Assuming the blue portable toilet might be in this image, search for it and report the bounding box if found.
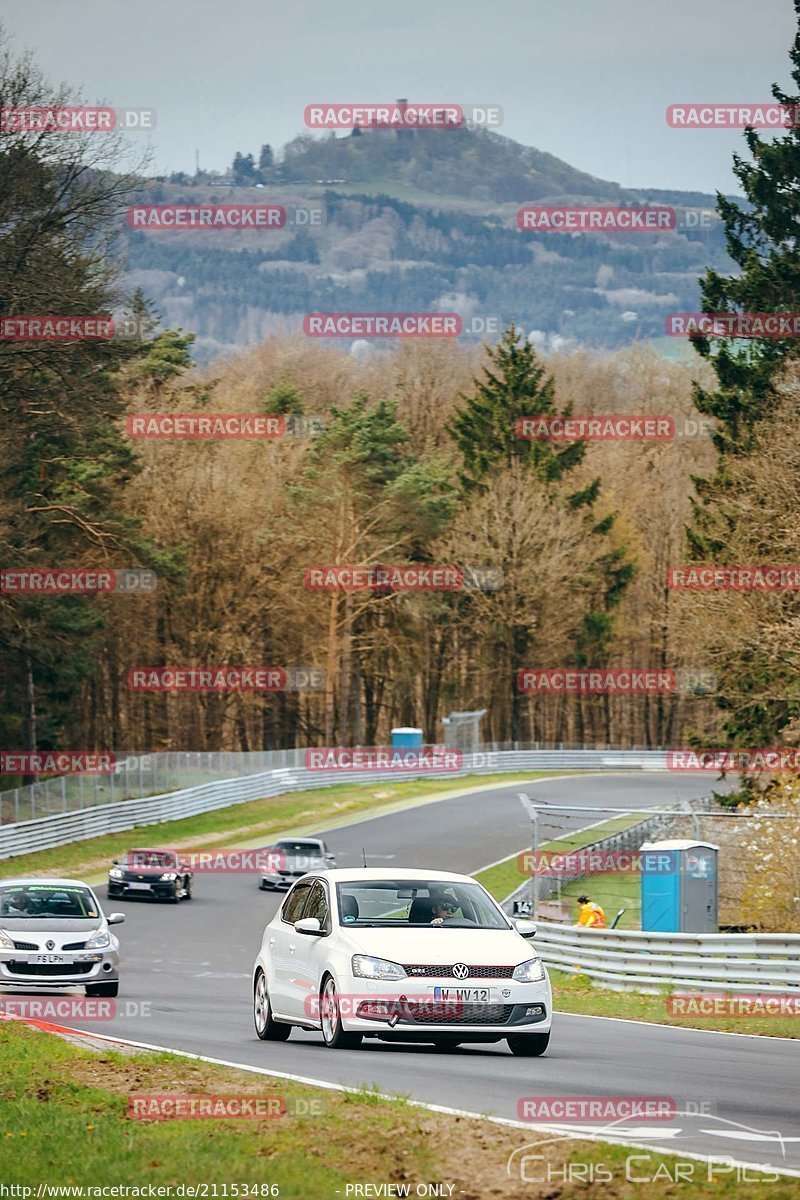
[639,839,719,933]
[391,727,423,749]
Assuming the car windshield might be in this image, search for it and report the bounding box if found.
[122,851,176,868]
[0,883,98,919]
[335,880,509,929]
[276,841,323,856]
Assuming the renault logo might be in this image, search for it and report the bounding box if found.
[452,962,469,980]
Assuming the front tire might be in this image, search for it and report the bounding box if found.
[86,981,119,998]
[507,1031,550,1057]
[320,976,362,1049]
[182,876,193,900]
[254,970,291,1041]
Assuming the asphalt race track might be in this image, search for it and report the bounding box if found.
[12,773,800,1176]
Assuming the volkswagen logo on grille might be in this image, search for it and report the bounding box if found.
[452,962,469,980]
[46,940,55,950]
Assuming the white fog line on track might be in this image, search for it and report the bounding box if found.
[553,1009,800,1043]
[22,1021,800,1179]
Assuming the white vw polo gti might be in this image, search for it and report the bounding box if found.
[251,868,552,1055]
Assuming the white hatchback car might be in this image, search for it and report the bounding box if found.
[0,877,124,996]
[251,868,552,1055]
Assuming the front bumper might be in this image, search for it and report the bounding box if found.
[260,874,304,891]
[108,877,177,899]
[337,978,552,1036]
[0,948,119,988]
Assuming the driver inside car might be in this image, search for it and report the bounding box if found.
[430,888,460,925]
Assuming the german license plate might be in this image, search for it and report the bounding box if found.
[129,882,151,890]
[431,986,495,1003]
[32,954,65,964]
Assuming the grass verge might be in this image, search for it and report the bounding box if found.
[0,1022,790,1198]
[0,772,567,883]
[549,968,800,1039]
[474,812,647,910]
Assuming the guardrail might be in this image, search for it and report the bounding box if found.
[531,923,800,993]
[0,746,671,826]
[0,749,673,860]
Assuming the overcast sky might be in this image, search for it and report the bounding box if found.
[3,0,797,194]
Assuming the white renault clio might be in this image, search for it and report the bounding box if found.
[252,868,552,1055]
[0,878,123,996]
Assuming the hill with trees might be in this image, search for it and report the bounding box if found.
[129,125,735,363]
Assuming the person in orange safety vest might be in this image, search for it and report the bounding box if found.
[575,894,606,928]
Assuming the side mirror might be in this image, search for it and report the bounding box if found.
[294,917,324,936]
[514,919,537,938]
[107,913,126,925]
[111,859,118,865]
[325,854,336,863]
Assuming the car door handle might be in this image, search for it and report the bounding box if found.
[289,943,296,954]
[268,937,276,948]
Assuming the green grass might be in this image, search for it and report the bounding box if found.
[0,1022,790,1197]
[559,873,642,929]
[550,968,800,1039]
[0,771,568,882]
[474,812,648,908]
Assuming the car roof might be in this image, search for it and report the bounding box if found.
[0,877,96,888]
[309,867,476,883]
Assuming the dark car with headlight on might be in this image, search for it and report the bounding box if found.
[108,848,193,902]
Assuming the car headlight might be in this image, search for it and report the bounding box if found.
[0,928,14,949]
[160,873,177,881]
[512,957,546,983]
[86,928,111,950]
[352,954,407,981]
[109,868,123,879]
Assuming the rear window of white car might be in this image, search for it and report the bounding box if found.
[335,880,509,929]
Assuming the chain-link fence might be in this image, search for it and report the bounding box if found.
[0,742,676,826]
[0,750,308,825]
